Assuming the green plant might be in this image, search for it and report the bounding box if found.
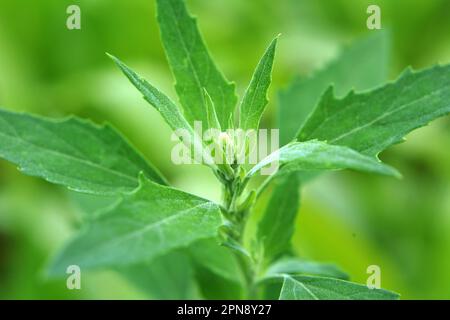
[0,0,449,299]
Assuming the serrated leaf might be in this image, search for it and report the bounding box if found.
[298,64,450,156]
[247,140,400,178]
[278,275,399,300]
[266,258,348,280]
[108,54,216,168]
[0,108,166,195]
[156,0,237,129]
[48,175,222,275]
[256,174,300,265]
[279,31,390,145]
[239,37,278,130]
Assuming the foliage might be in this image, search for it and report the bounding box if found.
[0,0,449,299]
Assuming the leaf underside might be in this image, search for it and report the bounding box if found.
[248,140,400,178]
[266,258,349,280]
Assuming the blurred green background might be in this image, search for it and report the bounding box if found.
[0,0,449,299]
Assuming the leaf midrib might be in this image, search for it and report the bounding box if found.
[166,1,206,117]
[87,201,217,258]
[280,275,319,300]
[329,87,448,144]
[241,53,272,129]
[0,130,138,184]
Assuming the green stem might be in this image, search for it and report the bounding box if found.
[234,251,253,298]
[220,174,257,299]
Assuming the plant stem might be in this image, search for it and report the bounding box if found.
[230,238,256,299]
[220,174,257,299]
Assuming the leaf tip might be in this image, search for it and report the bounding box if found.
[391,168,403,180]
[105,52,118,62]
[271,35,280,48]
[323,85,336,99]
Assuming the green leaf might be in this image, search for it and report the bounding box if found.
[278,275,399,300]
[193,264,243,299]
[189,239,244,299]
[256,174,300,265]
[203,89,221,131]
[117,251,200,300]
[190,242,244,299]
[48,175,223,274]
[188,238,243,283]
[239,37,278,130]
[68,191,200,299]
[67,191,116,221]
[156,0,237,129]
[266,258,348,280]
[247,140,401,178]
[279,31,390,145]
[0,108,166,195]
[108,54,192,134]
[298,64,450,156]
[68,193,232,298]
[108,54,216,168]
